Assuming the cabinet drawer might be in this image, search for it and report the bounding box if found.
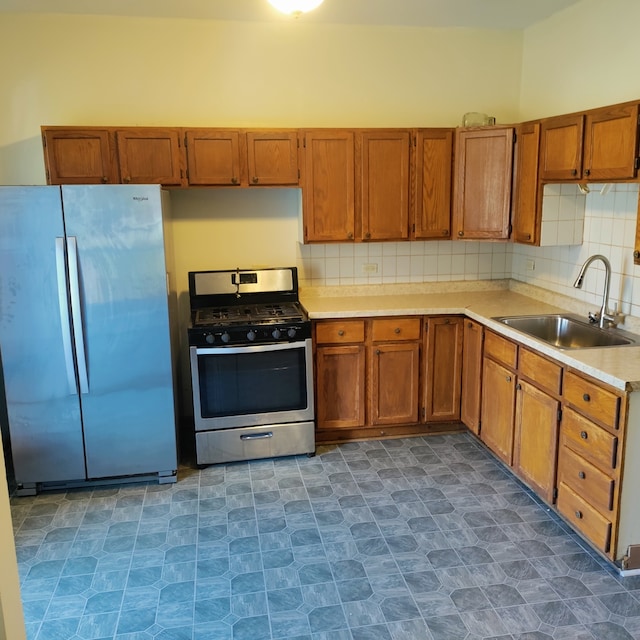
[315,320,365,344]
[564,371,621,430]
[518,348,562,396]
[562,407,618,471]
[484,331,517,369]
[371,318,421,342]
[558,445,615,513]
[557,482,612,553]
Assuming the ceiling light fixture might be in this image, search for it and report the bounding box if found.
[268,0,325,17]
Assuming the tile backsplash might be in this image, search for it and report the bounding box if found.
[298,183,640,320]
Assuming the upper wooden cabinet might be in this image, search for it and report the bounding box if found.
[116,128,184,186]
[357,130,411,241]
[245,130,299,186]
[301,129,355,242]
[41,127,118,184]
[412,129,454,240]
[452,126,515,240]
[184,129,242,186]
[512,122,541,245]
[539,103,639,182]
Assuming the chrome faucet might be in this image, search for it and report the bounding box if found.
[573,254,616,328]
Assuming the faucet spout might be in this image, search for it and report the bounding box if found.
[573,254,613,328]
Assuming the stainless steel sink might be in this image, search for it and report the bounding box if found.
[493,314,635,349]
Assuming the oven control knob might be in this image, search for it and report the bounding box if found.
[205,333,215,344]
[247,330,256,341]
[272,328,282,339]
[221,332,231,344]
[287,327,297,339]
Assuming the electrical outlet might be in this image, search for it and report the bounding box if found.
[362,263,378,274]
[525,259,535,271]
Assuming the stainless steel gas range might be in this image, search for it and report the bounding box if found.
[187,267,315,465]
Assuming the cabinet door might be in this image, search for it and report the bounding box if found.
[583,104,639,180]
[513,379,560,503]
[512,122,541,245]
[461,319,484,434]
[539,114,584,180]
[424,317,463,422]
[370,342,420,426]
[453,127,514,240]
[316,345,366,429]
[413,129,453,240]
[302,130,355,242]
[42,127,117,184]
[246,130,299,186]
[358,130,411,241]
[116,128,184,186]
[480,356,516,465]
[185,129,243,186]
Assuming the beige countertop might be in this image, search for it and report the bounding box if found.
[300,282,640,392]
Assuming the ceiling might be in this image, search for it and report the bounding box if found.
[0,0,582,30]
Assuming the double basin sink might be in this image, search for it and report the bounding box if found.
[493,313,636,350]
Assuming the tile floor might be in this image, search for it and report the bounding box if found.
[9,432,640,640]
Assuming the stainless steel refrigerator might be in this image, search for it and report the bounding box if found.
[0,185,178,495]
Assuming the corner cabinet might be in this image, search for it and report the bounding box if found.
[452,126,515,240]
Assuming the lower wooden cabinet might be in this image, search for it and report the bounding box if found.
[460,319,483,433]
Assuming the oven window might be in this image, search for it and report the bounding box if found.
[197,346,308,418]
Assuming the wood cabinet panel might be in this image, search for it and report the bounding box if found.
[370,318,421,342]
[480,356,516,465]
[518,347,562,396]
[116,128,184,185]
[302,130,355,242]
[413,129,453,239]
[539,114,584,181]
[246,130,299,186]
[42,127,117,184]
[583,104,639,180]
[185,129,242,186]
[315,320,365,345]
[483,331,518,369]
[563,371,620,430]
[561,407,618,471]
[424,317,463,422]
[453,127,514,240]
[369,342,420,426]
[461,319,483,434]
[557,482,612,553]
[512,122,541,245]
[558,445,615,513]
[513,379,559,502]
[358,130,411,241]
[316,345,366,429]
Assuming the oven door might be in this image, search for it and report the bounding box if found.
[190,338,314,431]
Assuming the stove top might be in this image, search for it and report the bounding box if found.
[193,302,306,328]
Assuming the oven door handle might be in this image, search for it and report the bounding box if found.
[194,340,308,356]
[240,432,273,441]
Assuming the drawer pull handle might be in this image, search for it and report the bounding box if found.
[580,431,588,440]
[575,510,583,519]
[338,330,345,336]
[240,431,273,441]
[394,328,401,334]
[578,471,586,479]
[583,393,591,402]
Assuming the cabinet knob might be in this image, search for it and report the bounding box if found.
[394,328,401,334]
[578,471,586,479]
[467,322,473,328]
[585,169,591,176]
[580,430,588,440]
[458,231,464,237]
[252,176,259,184]
[338,330,345,337]
[365,232,371,239]
[376,349,381,355]
[583,393,591,402]
[516,383,522,390]
[634,250,640,260]
[505,375,512,383]
[444,319,450,324]
[571,169,578,176]
[347,232,354,240]
[575,510,583,519]
[101,176,108,183]
[441,229,449,236]
[123,176,131,184]
[231,177,239,185]
[526,233,531,240]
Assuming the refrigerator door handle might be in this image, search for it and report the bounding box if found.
[67,236,89,394]
[55,237,78,395]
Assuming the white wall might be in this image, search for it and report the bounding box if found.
[520,0,640,119]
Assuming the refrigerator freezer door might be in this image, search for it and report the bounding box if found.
[61,185,177,478]
[0,186,86,484]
